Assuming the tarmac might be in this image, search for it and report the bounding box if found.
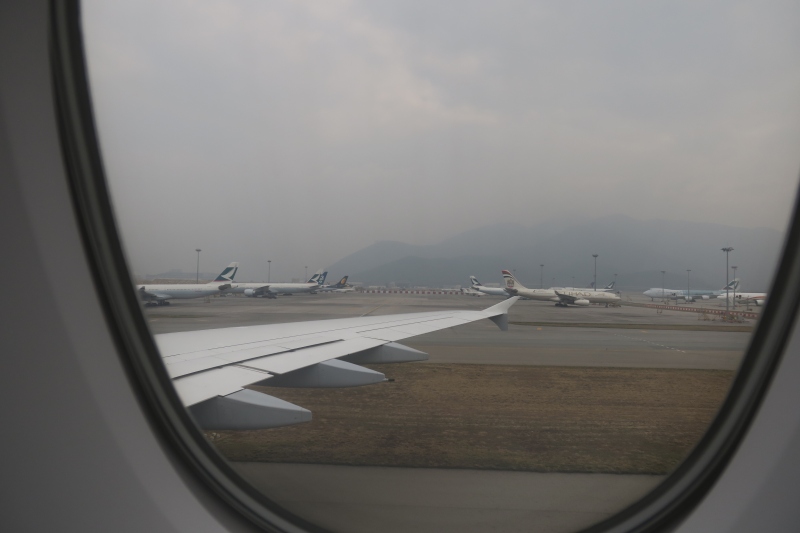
[235,463,664,533]
[146,292,752,371]
[145,291,755,533]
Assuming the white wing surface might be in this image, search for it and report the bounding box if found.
[157,297,519,430]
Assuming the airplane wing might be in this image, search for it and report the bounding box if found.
[554,290,578,304]
[242,284,271,295]
[139,287,170,301]
[157,297,519,430]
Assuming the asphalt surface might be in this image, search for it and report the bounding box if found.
[146,292,752,370]
[144,292,752,533]
[235,463,664,533]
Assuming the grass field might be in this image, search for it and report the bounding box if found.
[208,364,733,475]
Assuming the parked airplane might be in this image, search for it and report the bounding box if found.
[137,262,238,306]
[503,270,621,307]
[554,280,616,292]
[643,280,739,301]
[228,268,325,298]
[461,287,486,297]
[163,297,520,429]
[318,275,354,292]
[469,275,510,297]
[718,291,768,307]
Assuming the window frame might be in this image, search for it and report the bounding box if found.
[49,1,800,531]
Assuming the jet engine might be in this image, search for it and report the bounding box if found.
[243,289,258,297]
[574,299,590,306]
[700,295,710,300]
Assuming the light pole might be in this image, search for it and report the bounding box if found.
[305,265,308,281]
[540,264,544,289]
[731,266,737,307]
[267,260,271,283]
[614,273,617,288]
[592,254,598,291]
[722,247,734,312]
[687,269,691,303]
[661,270,666,301]
[195,249,201,283]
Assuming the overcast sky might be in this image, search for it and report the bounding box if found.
[82,0,800,281]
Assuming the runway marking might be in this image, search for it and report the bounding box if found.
[613,333,687,353]
[360,305,384,317]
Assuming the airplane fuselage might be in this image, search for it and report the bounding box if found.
[718,292,768,306]
[505,286,560,302]
[229,282,319,297]
[554,289,622,305]
[643,288,720,300]
[137,283,228,303]
[472,285,508,297]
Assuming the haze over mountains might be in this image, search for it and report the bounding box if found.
[329,215,784,292]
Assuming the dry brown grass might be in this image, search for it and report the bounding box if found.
[208,364,732,475]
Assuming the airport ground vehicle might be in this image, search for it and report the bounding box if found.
[2,2,800,531]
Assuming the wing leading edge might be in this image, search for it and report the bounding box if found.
[158,297,519,430]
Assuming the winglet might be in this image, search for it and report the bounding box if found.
[483,296,520,331]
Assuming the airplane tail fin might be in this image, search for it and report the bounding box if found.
[501,270,528,290]
[336,276,349,288]
[470,276,481,287]
[723,278,740,291]
[317,271,328,286]
[213,262,239,282]
[307,269,323,284]
[604,281,615,290]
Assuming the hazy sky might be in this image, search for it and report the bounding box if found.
[82,0,800,281]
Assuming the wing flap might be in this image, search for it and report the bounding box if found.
[240,337,386,374]
[173,365,273,406]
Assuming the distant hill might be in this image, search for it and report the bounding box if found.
[328,215,784,292]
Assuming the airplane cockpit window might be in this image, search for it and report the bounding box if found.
[76,1,800,531]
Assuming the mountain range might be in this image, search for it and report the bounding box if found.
[328,215,784,292]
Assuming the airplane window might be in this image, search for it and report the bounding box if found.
[77,1,800,531]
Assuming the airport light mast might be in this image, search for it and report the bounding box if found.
[661,270,666,301]
[195,248,201,283]
[267,260,271,283]
[687,269,691,303]
[305,265,308,281]
[540,264,544,289]
[592,254,598,291]
[731,265,737,307]
[722,247,734,312]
